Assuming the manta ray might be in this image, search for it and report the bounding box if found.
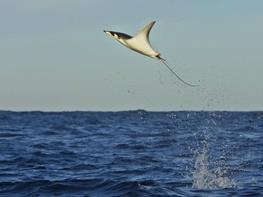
[104,21,198,87]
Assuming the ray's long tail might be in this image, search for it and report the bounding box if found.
[158,57,198,87]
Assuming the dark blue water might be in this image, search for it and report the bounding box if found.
[0,111,262,196]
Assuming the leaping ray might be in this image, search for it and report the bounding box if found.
[104,21,198,87]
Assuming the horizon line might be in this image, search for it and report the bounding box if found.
[0,109,263,113]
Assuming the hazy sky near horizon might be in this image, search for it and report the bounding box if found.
[0,0,262,111]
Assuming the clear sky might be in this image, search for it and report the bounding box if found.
[0,0,262,111]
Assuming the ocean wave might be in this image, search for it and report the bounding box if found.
[0,111,262,196]
[0,179,160,196]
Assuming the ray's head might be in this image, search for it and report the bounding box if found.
[104,30,118,39]
[104,30,132,45]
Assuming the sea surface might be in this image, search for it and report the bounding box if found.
[0,111,262,196]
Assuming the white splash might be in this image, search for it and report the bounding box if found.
[192,140,236,190]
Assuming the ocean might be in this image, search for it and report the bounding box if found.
[0,110,262,196]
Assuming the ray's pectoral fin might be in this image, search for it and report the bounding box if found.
[125,21,160,58]
[135,21,156,41]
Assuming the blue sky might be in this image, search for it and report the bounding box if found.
[0,0,262,111]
